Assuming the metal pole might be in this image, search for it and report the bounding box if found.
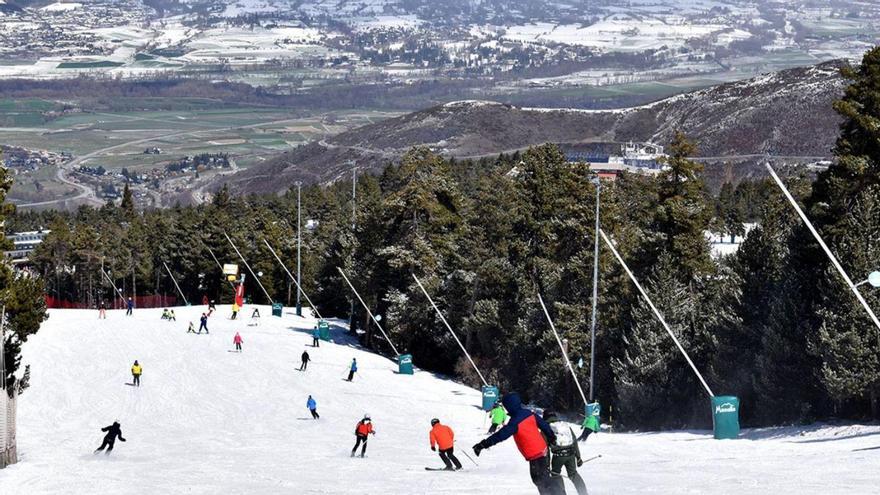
[538,293,588,405]
[765,163,880,333]
[263,239,324,320]
[100,267,128,307]
[412,273,489,387]
[599,229,715,398]
[336,267,400,356]
[589,179,600,402]
[296,182,303,317]
[223,232,273,303]
[1,306,6,392]
[162,261,189,306]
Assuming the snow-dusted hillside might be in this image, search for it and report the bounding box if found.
[1,305,878,494]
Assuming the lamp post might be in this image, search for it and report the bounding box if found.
[349,167,357,330]
[296,181,302,317]
[855,271,880,289]
[588,176,600,402]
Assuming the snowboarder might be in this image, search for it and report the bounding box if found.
[579,413,599,442]
[312,326,320,347]
[346,358,357,381]
[543,411,588,495]
[198,313,209,334]
[299,350,310,371]
[429,418,462,471]
[488,401,508,434]
[307,395,319,419]
[351,415,375,457]
[233,332,243,352]
[126,297,134,316]
[131,360,142,387]
[98,301,107,319]
[472,392,563,495]
[187,321,196,334]
[231,303,240,320]
[93,420,126,454]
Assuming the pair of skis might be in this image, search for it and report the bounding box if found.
[424,454,602,472]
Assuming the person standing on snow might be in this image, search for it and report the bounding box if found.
[346,358,358,381]
[307,395,319,419]
[299,350,310,371]
[351,415,375,457]
[208,300,216,316]
[312,326,320,347]
[169,309,176,322]
[488,401,508,434]
[198,313,209,334]
[233,332,243,352]
[94,420,126,454]
[98,301,107,319]
[472,392,563,495]
[131,360,142,387]
[543,411,588,495]
[187,321,196,334]
[429,418,462,471]
[126,297,134,316]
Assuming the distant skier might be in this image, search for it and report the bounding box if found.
[161,309,171,320]
[351,415,375,458]
[231,303,240,320]
[187,321,196,334]
[198,313,209,334]
[488,401,508,434]
[312,326,320,347]
[126,297,134,316]
[307,395,319,419]
[93,420,126,454]
[252,308,260,318]
[429,418,462,471]
[579,413,599,442]
[543,411,588,495]
[208,300,217,316]
[472,392,562,495]
[299,350,310,371]
[233,332,243,352]
[131,360,142,387]
[169,309,176,321]
[346,358,358,381]
[98,301,107,319]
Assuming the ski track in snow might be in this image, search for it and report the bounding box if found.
[0,305,878,494]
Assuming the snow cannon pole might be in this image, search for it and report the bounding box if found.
[766,162,880,333]
[599,229,715,398]
[204,243,236,291]
[336,267,400,357]
[263,239,324,321]
[537,293,588,406]
[412,273,489,388]
[223,233,273,304]
[162,261,189,306]
[100,267,128,308]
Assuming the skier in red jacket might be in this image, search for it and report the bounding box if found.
[473,392,563,494]
[351,415,375,458]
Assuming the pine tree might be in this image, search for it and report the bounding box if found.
[120,182,134,216]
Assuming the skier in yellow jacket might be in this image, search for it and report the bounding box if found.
[131,360,142,387]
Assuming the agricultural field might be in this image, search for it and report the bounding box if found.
[0,98,401,208]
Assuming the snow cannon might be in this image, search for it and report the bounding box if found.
[271,303,283,317]
[711,396,740,440]
[398,354,414,375]
[481,385,499,411]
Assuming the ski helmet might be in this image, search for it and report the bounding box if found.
[430,418,440,426]
[363,413,371,420]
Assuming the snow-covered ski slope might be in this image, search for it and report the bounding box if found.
[2,305,879,494]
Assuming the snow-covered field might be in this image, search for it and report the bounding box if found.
[1,306,878,494]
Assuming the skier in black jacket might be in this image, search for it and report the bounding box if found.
[299,350,310,371]
[94,421,126,454]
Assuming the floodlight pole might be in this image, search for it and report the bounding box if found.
[296,181,303,317]
[765,163,880,333]
[589,177,600,402]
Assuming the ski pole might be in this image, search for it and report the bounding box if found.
[582,454,602,464]
[459,445,479,467]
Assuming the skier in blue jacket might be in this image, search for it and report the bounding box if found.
[307,395,319,419]
[346,358,358,381]
[473,392,563,494]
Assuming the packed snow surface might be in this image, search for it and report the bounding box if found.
[1,306,878,494]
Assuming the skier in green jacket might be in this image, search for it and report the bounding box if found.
[579,413,599,442]
[487,401,507,434]
[544,410,588,495]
